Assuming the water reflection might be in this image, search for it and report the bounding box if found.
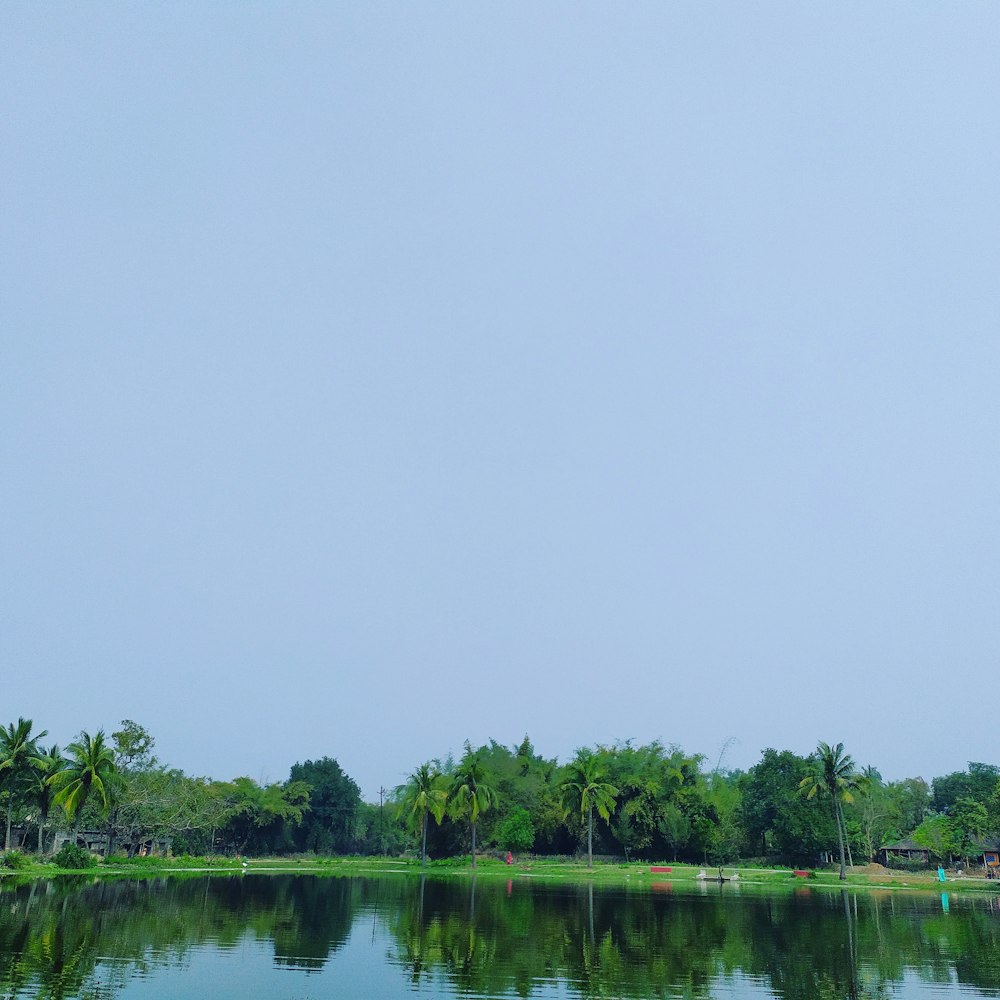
[0,874,998,999]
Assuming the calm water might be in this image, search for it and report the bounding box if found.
[1,873,999,999]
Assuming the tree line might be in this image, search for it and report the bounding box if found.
[0,719,367,859]
[2,718,999,874]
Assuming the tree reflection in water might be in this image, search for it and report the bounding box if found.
[386,878,1000,999]
[1,875,999,999]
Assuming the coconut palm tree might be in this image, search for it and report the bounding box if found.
[397,762,448,868]
[50,730,119,836]
[0,718,48,850]
[560,748,618,869]
[799,741,860,880]
[27,743,65,853]
[449,745,497,869]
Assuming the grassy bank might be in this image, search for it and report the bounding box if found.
[3,853,998,894]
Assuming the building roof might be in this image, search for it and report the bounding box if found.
[881,836,1000,853]
[880,839,929,852]
[970,837,1000,853]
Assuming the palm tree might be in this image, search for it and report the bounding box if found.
[397,762,448,868]
[799,741,860,880]
[50,731,119,838]
[449,745,497,869]
[560,748,618,869]
[0,718,48,850]
[27,743,65,854]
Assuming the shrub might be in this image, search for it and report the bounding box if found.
[53,843,95,869]
[493,807,536,854]
[173,854,227,867]
[105,854,156,867]
[1,850,30,871]
[884,853,931,873]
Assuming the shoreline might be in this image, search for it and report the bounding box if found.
[2,856,997,895]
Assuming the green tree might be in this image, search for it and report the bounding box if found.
[850,766,891,862]
[113,768,229,855]
[598,740,716,861]
[740,749,829,861]
[912,813,961,864]
[0,718,48,850]
[884,777,931,837]
[559,748,618,869]
[799,741,860,880]
[106,721,159,855]
[218,776,310,854]
[25,743,65,853]
[988,779,1000,833]
[494,806,535,853]
[397,762,448,867]
[931,763,1000,814]
[604,740,679,857]
[703,769,744,863]
[50,730,119,832]
[472,736,562,854]
[353,799,408,855]
[287,757,361,854]
[111,720,157,772]
[449,745,497,868]
[951,796,989,864]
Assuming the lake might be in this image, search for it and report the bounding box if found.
[1,873,999,998]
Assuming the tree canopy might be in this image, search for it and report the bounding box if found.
[2,714,997,872]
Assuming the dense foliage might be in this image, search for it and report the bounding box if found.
[2,716,998,868]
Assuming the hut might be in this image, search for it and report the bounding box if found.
[878,839,930,866]
[974,838,1000,874]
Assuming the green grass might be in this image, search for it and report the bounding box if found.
[3,854,997,895]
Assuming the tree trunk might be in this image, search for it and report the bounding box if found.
[420,810,428,868]
[839,802,854,869]
[471,820,477,868]
[4,799,12,852]
[587,805,594,870]
[106,814,116,858]
[833,800,847,880]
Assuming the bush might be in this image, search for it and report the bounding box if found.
[884,853,931,873]
[53,843,95,869]
[104,854,158,867]
[172,854,228,867]
[493,807,536,853]
[1,850,30,871]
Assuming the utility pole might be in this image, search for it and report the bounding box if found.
[379,786,386,856]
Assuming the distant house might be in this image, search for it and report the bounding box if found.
[878,839,930,866]
[880,837,1000,872]
[972,838,1000,872]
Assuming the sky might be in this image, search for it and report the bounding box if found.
[3,4,999,801]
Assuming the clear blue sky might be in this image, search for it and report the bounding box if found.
[3,4,998,799]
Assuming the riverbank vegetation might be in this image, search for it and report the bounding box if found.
[2,718,999,880]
